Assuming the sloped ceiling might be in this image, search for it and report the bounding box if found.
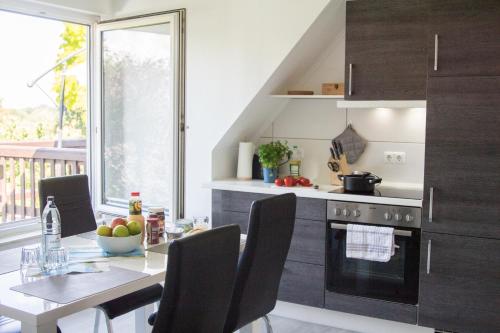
[212,0,346,179]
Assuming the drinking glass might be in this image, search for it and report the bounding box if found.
[46,247,69,272]
[20,246,41,276]
[193,216,209,230]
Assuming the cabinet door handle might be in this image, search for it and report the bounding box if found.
[426,239,432,274]
[429,187,434,223]
[434,34,439,71]
[348,63,353,96]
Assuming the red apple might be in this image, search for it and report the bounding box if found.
[111,217,127,229]
[284,176,295,187]
[274,178,284,186]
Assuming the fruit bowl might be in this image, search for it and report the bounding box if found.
[96,233,142,254]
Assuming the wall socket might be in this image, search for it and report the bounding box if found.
[384,151,407,164]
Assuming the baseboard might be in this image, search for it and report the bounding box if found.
[271,301,434,333]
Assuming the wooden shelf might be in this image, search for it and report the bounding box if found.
[271,94,344,99]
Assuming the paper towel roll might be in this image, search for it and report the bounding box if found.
[237,142,254,180]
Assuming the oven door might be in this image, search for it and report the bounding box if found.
[326,221,420,304]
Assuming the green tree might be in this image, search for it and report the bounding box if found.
[52,23,87,137]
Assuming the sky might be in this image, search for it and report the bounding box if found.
[0,10,87,109]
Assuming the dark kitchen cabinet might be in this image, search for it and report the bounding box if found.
[278,261,325,308]
[419,232,500,333]
[428,0,500,77]
[287,219,325,265]
[422,76,500,239]
[345,0,427,100]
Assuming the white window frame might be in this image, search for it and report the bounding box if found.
[92,11,185,219]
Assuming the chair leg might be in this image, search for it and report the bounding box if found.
[93,309,101,333]
[263,315,273,333]
[104,312,114,333]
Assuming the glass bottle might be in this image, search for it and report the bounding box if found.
[128,192,145,243]
[289,145,303,177]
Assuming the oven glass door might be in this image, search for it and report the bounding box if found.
[326,222,420,304]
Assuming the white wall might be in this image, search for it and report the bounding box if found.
[105,0,332,218]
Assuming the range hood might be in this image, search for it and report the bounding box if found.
[337,100,426,109]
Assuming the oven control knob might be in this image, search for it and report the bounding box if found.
[353,209,361,217]
[342,209,351,217]
[333,208,342,216]
[394,213,403,221]
[405,214,414,223]
[384,212,392,220]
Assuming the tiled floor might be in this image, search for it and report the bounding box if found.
[57,308,358,333]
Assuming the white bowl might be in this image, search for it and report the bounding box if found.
[96,233,142,254]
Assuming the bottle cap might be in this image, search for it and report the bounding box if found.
[47,195,55,201]
[131,192,140,196]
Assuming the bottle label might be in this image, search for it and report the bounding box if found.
[290,164,300,177]
[44,234,61,250]
[129,199,142,215]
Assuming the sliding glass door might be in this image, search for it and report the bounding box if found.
[93,12,185,221]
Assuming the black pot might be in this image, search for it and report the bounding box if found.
[338,171,382,193]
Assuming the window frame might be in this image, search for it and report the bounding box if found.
[92,11,186,220]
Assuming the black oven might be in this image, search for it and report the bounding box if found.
[326,201,421,305]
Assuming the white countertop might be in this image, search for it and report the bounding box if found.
[204,179,423,207]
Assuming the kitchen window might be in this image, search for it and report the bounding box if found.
[93,11,185,221]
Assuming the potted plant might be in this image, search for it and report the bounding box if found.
[257,141,291,183]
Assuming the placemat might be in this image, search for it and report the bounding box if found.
[145,242,170,254]
[0,248,21,275]
[10,266,149,304]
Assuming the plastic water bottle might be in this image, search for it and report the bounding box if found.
[41,196,62,267]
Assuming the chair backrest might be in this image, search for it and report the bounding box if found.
[38,175,97,238]
[224,193,297,332]
[152,224,241,333]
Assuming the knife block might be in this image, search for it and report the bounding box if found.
[329,155,351,186]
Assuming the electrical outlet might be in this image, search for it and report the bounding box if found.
[384,151,394,164]
[394,152,407,164]
[384,151,406,164]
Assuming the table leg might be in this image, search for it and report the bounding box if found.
[21,321,58,333]
[135,304,154,333]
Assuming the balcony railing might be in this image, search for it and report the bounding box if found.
[0,140,86,223]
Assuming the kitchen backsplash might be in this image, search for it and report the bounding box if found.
[259,99,426,185]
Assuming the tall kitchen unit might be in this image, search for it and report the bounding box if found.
[419,1,500,333]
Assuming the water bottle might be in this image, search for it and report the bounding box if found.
[41,196,61,267]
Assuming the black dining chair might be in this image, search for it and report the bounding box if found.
[223,193,297,333]
[147,225,241,333]
[38,174,97,238]
[38,175,163,332]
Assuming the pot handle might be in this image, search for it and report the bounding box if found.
[337,174,344,181]
[369,175,382,184]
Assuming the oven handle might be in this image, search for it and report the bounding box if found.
[329,223,413,237]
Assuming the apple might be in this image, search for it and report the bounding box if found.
[283,176,295,187]
[96,225,112,237]
[127,221,142,236]
[274,178,284,186]
[112,225,130,237]
[111,217,127,229]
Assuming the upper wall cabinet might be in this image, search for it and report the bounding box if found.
[428,0,500,77]
[345,0,427,100]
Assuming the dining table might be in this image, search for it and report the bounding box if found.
[0,233,246,333]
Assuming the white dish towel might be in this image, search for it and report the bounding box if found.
[346,224,396,262]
